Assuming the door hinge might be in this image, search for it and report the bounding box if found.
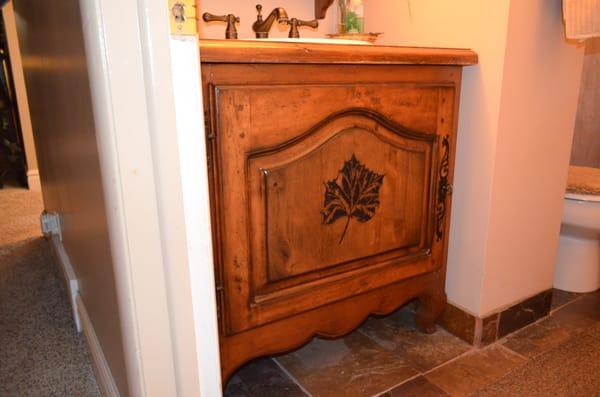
[216,304,222,320]
[215,284,224,319]
[204,111,214,140]
[204,111,214,167]
[169,0,198,36]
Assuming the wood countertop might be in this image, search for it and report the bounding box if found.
[199,39,478,66]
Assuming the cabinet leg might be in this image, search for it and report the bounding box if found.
[415,290,447,334]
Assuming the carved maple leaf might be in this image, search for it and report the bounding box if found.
[321,154,384,244]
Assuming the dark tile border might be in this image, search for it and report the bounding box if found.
[440,289,554,346]
[439,303,476,345]
[550,288,580,310]
[480,313,500,346]
[497,289,552,338]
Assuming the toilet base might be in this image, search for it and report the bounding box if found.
[554,235,600,293]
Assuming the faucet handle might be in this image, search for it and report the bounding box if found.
[256,4,263,22]
[286,18,319,38]
[202,12,240,39]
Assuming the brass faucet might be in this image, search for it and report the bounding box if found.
[252,4,289,38]
[202,12,240,39]
[285,18,319,38]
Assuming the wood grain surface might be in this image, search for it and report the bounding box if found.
[201,41,474,380]
[199,39,478,66]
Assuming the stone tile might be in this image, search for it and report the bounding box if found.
[380,376,450,397]
[227,358,306,397]
[497,289,552,338]
[550,288,580,310]
[223,374,252,397]
[501,323,572,358]
[480,314,499,346]
[540,290,600,333]
[425,345,526,397]
[573,290,600,319]
[276,331,418,397]
[360,306,471,372]
[439,303,476,345]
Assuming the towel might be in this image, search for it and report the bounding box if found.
[563,0,600,39]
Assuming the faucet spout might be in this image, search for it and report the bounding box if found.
[252,4,289,38]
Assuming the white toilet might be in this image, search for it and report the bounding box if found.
[554,192,600,293]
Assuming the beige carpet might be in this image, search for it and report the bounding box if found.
[0,188,100,396]
[0,187,44,248]
[474,323,600,397]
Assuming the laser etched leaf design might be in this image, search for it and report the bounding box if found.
[321,154,384,244]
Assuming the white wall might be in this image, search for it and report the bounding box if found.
[11,0,130,393]
[80,0,221,395]
[2,2,38,189]
[13,0,218,395]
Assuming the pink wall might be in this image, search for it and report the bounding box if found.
[364,0,512,315]
[482,0,584,314]
[365,0,584,315]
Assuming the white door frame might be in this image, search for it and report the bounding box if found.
[79,0,222,395]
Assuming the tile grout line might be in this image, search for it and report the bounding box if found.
[422,345,480,376]
[421,340,529,396]
[370,372,423,397]
[265,292,588,397]
[371,344,479,396]
[494,292,600,361]
[494,293,583,347]
[464,295,599,396]
[513,294,582,335]
[358,320,477,396]
[464,344,531,397]
[549,294,585,314]
[495,342,529,361]
[271,357,314,397]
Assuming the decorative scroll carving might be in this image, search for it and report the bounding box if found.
[322,154,384,243]
[436,136,451,241]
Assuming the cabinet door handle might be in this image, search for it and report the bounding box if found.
[441,182,453,196]
[436,135,451,241]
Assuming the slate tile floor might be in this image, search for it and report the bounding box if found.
[224,289,597,397]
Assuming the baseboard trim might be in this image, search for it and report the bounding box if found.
[49,234,81,331]
[77,295,121,397]
[440,289,553,346]
[48,227,120,396]
[26,169,41,192]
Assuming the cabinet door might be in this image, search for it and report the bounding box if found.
[205,65,458,335]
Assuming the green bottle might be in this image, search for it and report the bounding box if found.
[338,0,364,34]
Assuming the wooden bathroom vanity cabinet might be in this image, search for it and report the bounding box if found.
[199,40,477,379]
